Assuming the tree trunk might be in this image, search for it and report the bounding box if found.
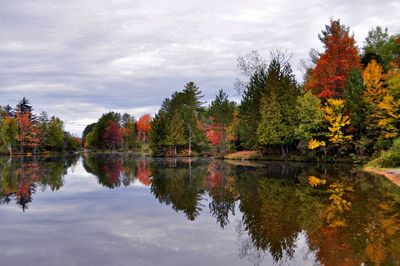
[7,144,12,156]
[280,145,287,157]
[188,157,192,182]
[188,125,192,157]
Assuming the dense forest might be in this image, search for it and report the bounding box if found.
[0,97,80,155]
[146,19,400,164]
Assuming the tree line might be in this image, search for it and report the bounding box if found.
[147,19,400,162]
[82,112,151,151]
[0,97,80,155]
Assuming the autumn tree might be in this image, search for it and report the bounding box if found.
[323,99,352,147]
[307,99,352,155]
[16,111,40,154]
[305,19,361,98]
[376,69,400,143]
[363,60,388,148]
[136,114,151,143]
[0,99,76,154]
[103,120,122,150]
[207,89,236,154]
[90,112,121,150]
[363,60,386,103]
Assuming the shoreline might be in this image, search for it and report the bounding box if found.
[363,167,400,187]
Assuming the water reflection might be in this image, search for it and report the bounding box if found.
[0,156,79,211]
[0,155,400,265]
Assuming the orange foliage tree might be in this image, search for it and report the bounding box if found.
[16,111,40,154]
[363,60,386,105]
[136,114,152,143]
[305,19,361,98]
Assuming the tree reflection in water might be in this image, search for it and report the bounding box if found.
[0,155,79,211]
[83,153,153,188]
[1,155,400,265]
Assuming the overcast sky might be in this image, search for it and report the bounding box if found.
[0,0,399,135]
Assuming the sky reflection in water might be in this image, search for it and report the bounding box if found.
[0,154,399,266]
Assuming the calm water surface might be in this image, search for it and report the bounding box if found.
[0,154,399,266]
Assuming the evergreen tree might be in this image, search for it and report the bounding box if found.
[16,97,36,121]
[257,58,299,157]
[165,112,186,155]
[149,112,168,156]
[207,89,236,154]
[343,69,366,135]
[4,105,14,117]
[181,82,205,156]
[257,91,284,149]
[237,68,268,149]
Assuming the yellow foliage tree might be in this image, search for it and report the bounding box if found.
[323,99,352,145]
[377,69,400,140]
[307,139,326,150]
[363,60,386,105]
[308,176,326,187]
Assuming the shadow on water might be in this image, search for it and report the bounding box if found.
[1,154,400,265]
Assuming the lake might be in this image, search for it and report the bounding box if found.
[0,154,399,266]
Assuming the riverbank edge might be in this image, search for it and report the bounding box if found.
[0,149,364,164]
[363,167,400,186]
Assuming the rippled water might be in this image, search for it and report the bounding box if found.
[0,154,399,266]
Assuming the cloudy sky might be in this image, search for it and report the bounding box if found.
[0,0,399,135]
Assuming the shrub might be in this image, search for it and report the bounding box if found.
[371,139,400,167]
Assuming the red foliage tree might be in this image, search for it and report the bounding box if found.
[16,111,41,154]
[136,114,152,143]
[305,19,361,98]
[206,124,222,146]
[103,121,122,150]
